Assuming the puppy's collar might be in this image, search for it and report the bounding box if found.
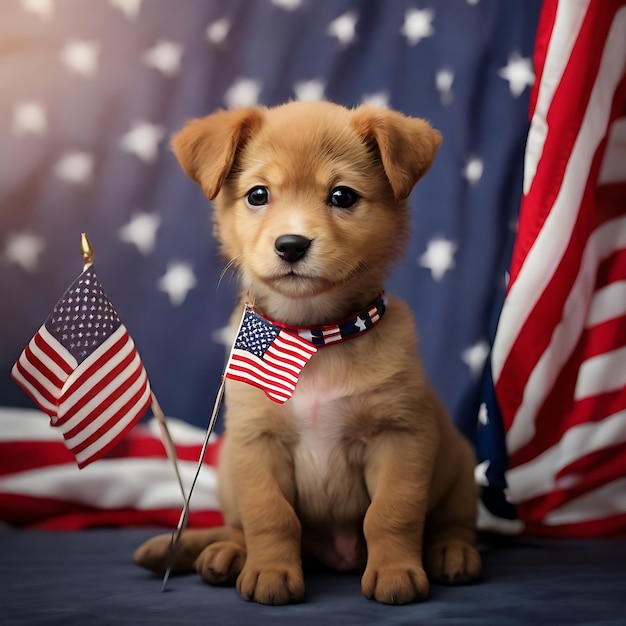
[253,293,387,347]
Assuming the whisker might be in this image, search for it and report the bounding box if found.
[217,257,240,290]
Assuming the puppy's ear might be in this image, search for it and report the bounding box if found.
[351,105,442,201]
[171,108,264,200]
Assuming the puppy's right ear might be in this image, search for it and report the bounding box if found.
[351,105,442,202]
[171,108,264,200]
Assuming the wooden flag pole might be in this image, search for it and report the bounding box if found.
[80,233,187,505]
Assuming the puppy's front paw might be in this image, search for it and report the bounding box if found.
[425,540,482,585]
[362,563,429,605]
[195,541,246,585]
[133,534,178,574]
[236,563,305,605]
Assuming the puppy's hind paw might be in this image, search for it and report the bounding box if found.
[425,540,482,585]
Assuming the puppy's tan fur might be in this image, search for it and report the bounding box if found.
[134,101,481,605]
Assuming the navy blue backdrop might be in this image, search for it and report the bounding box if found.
[0,0,542,443]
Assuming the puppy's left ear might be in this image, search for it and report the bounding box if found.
[351,105,442,202]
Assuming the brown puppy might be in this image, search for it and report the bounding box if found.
[133,101,482,605]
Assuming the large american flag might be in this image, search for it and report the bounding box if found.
[225,307,317,404]
[11,265,152,467]
[484,0,626,537]
[2,0,624,537]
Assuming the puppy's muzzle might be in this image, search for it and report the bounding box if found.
[275,234,312,264]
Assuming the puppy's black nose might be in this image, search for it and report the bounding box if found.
[275,234,312,264]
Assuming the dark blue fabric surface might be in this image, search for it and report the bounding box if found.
[1,530,625,625]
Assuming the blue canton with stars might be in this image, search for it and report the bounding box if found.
[234,310,279,359]
[45,266,121,364]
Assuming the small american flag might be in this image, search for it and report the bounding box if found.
[225,307,317,404]
[11,265,152,468]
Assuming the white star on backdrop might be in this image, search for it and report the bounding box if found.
[271,0,302,10]
[224,78,262,108]
[293,79,326,102]
[498,54,535,97]
[212,325,236,352]
[361,91,390,108]
[109,0,142,20]
[20,0,54,19]
[119,212,161,255]
[61,40,100,78]
[327,12,358,45]
[206,18,231,45]
[158,262,198,307]
[478,402,489,426]
[119,122,165,163]
[3,232,45,273]
[462,156,484,185]
[54,151,94,185]
[436,67,454,105]
[12,102,48,136]
[143,40,184,77]
[419,238,457,281]
[401,8,435,46]
[461,340,490,378]
[474,459,490,487]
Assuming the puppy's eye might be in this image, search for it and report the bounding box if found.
[329,186,359,210]
[245,186,270,209]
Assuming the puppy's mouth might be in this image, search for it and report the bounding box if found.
[263,265,336,295]
[283,268,314,279]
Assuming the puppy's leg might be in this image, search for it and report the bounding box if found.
[133,527,239,575]
[362,432,434,604]
[424,444,482,585]
[233,434,304,605]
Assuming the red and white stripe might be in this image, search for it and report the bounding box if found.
[492,0,626,537]
[11,324,76,419]
[322,327,342,344]
[368,304,381,324]
[0,407,223,529]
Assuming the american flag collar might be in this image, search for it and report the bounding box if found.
[250,293,387,348]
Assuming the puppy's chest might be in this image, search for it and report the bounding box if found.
[289,387,348,473]
[287,385,370,520]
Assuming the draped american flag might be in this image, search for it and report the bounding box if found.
[11,265,152,467]
[225,307,317,404]
[487,0,626,537]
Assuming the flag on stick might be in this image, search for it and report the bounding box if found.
[161,304,316,589]
[225,306,317,403]
[12,263,152,468]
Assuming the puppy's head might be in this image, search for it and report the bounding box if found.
[172,101,441,312]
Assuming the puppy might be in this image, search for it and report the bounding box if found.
[133,101,482,605]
